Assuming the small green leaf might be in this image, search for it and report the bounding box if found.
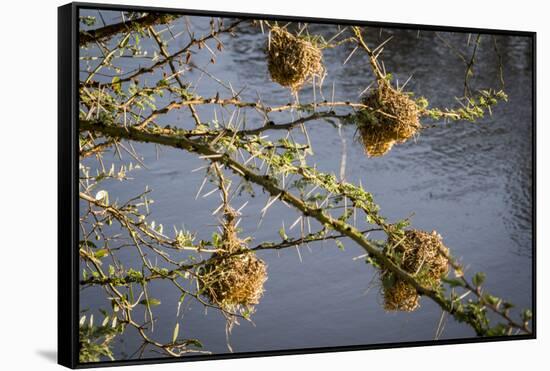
[186,339,203,348]
[486,323,508,336]
[278,227,288,241]
[112,76,122,94]
[242,307,251,319]
[442,277,465,288]
[172,323,179,343]
[472,272,486,287]
[80,240,98,249]
[521,309,533,322]
[483,294,500,306]
[335,240,345,251]
[366,256,381,269]
[382,274,396,290]
[212,232,221,248]
[139,298,161,307]
[94,249,109,259]
[120,33,130,48]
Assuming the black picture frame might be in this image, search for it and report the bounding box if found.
[58,2,537,368]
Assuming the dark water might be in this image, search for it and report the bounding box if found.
[79,10,533,359]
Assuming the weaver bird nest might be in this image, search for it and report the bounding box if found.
[381,229,449,312]
[266,26,325,92]
[198,214,267,313]
[357,82,422,157]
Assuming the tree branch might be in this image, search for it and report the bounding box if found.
[79,119,526,335]
[80,13,175,46]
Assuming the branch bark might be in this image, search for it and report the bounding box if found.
[80,13,173,46]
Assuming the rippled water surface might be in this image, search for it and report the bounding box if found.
[80,9,533,359]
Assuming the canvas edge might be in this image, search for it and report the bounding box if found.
[58,3,79,369]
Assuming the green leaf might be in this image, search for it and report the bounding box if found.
[172,323,179,343]
[483,294,500,306]
[112,76,122,94]
[120,33,130,48]
[80,240,98,249]
[521,309,533,322]
[394,219,410,230]
[335,240,345,251]
[156,79,169,87]
[212,232,222,248]
[242,307,252,319]
[278,227,288,241]
[186,339,203,348]
[94,249,109,259]
[366,256,381,269]
[472,272,486,287]
[139,298,161,307]
[486,323,508,336]
[483,294,501,305]
[442,277,465,288]
[382,274,396,289]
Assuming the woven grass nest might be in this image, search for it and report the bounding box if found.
[381,229,449,312]
[357,82,422,157]
[266,26,325,92]
[198,215,267,313]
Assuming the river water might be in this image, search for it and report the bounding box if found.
[79,9,533,360]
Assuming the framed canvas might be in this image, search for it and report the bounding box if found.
[58,2,536,368]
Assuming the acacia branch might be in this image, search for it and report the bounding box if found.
[79,119,524,335]
[148,25,202,126]
[80,13,175,46]
[352,27,386,82]
[84,20,245,87]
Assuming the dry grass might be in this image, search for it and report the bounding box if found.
[266,26,325,92]
[381,229,449,312]
[357,82,421,157]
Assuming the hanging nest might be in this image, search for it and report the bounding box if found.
[199,251,267,313]
[357,82,422,157]
[381,229,449,312]
[266,26,325,92]
[198,211,267,313]
[363,139,397,158]
[382,275,420,312]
